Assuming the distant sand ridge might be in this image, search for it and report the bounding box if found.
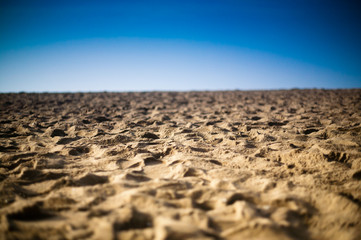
[0,90,360,240]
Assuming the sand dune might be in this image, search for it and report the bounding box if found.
[0,89,360,240]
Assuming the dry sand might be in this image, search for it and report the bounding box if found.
[0,89,360,240]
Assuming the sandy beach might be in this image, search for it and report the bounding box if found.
[0,89,360,240]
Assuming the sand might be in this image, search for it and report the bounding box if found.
[0,89,360,240]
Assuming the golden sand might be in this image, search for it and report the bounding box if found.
[1,90,360,239]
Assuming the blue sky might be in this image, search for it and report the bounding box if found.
[0,0,360,92]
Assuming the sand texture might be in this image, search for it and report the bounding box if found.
[1,89,361,240]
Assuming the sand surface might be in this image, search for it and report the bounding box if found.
[0,89,361,240]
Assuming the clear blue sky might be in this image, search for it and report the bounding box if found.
[1,0,360,92]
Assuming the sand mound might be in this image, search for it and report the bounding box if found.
[1,90,360,239]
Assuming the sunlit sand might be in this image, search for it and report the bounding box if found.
[1,89,360,239]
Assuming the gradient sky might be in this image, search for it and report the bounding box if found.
[1,0,360,92]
